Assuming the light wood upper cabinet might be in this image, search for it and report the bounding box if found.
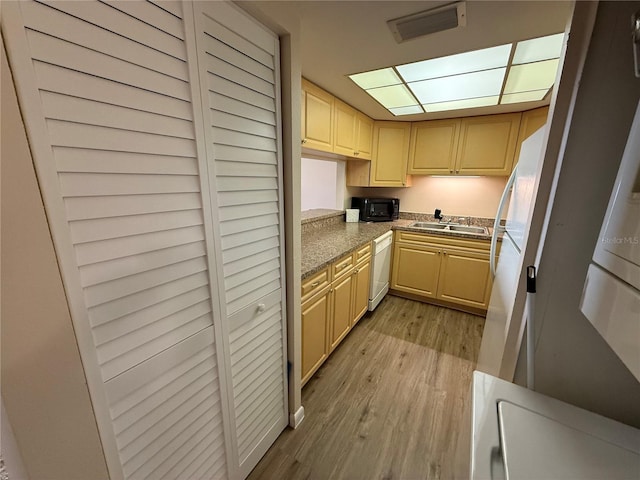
[455,112,522,175]
[333,99,358,157]
[355,112,374,160]
[302,78,333,152]
[514,106,549,165]
[301,79,373,158]
[408,119,461,174]
[370,121,412,187]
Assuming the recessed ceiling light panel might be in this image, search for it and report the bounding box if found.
[397,43,511,82]
[513,33,564,65]
[504,59,559,94]
[408,68,506,104]
[501,90,549,104]
[424,96,499,113]
[347,31,564,115]
[367,84,419,109]
[349,68,401,89]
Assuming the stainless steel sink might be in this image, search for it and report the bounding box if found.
[448,225,489,234]
[410,222,449,229]
[409,221,489,235]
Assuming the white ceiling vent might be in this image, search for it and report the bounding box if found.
[388,2,466,43]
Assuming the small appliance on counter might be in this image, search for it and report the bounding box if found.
[351,197,399,222]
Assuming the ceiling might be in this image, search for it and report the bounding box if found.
[237,1,574,121]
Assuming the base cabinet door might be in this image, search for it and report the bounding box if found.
[352,259,371,325]
[391,243,441,297]
[330,273,354,351]
[301,288,330,384]
[437,250,491,309]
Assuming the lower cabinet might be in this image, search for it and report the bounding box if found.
[391,231,495,312]
[301,243,372,385]
[301,285,331,383]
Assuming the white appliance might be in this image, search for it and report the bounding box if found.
[580,100,640,381]
[369,230,393,311]
[477,126,547,376]
[464,371,640,480]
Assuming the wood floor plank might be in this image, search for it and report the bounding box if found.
[248,295,484,480]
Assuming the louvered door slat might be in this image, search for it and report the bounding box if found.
[39,0,187,60]
[34,62,193,120]
[101,0,185,40]
[56,149,200,177]
[78,241,206,286]
[210,74,276,112]
[5,2,229,478]
[41,92,195,140]
[26,29,191,101]
[21,1,188,81]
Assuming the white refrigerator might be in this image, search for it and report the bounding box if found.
[476,126,547,377]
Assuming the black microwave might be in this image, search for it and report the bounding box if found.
[351,197,399,222]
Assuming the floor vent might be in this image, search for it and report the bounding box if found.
[388,2,466,43]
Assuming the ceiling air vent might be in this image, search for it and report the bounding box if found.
[388,2,466,43]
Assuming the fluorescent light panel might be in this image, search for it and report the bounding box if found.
[348,32,563,116]
[409,68,506,104]
[367,84,419,108]
[513,33,564,64]
[350,68,401,89]
[397,43,511,81]
[424,95,499,113]
[504,59,559,94]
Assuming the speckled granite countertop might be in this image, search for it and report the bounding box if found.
[301,217,499,279]
[301,220,412,278]
[301,209,344,224]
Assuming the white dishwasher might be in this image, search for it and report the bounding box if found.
[369,230,393,311]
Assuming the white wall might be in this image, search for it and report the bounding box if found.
[1,39,109,479]
[514,0,640,428]
[350,176,507,218]
[301,157,345,210]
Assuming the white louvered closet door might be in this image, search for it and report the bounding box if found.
[187,2,289,478]
[2,2,230,479]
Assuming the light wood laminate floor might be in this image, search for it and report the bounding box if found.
[248,295,484,480]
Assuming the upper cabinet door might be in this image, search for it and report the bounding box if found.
[371,121,412,187]
[408,119,461,174]
[514,107,549,164]
[333,99,357,156]
[302,78,333,152]
[455,113,522,175]
[355,112,374,160]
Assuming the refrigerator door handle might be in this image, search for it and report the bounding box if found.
[491,165,518,278]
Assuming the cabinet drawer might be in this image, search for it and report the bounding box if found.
[395,230,491,252]
[332,253,354,280]
[301,267,330,303]
[355,242,372,264]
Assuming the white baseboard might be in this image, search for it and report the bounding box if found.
[289,405,305,429]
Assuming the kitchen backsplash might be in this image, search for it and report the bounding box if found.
[348,175,508,218]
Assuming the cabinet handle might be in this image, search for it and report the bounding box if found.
[443,250,447,255]
[353,269,359,274]
[455,170,460,174]
[311,281,320,287]
[438,250,441,255]
[449,169,453,173]
[301,139,307,144]
[330,288,334,293]
[256,303,266,313]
